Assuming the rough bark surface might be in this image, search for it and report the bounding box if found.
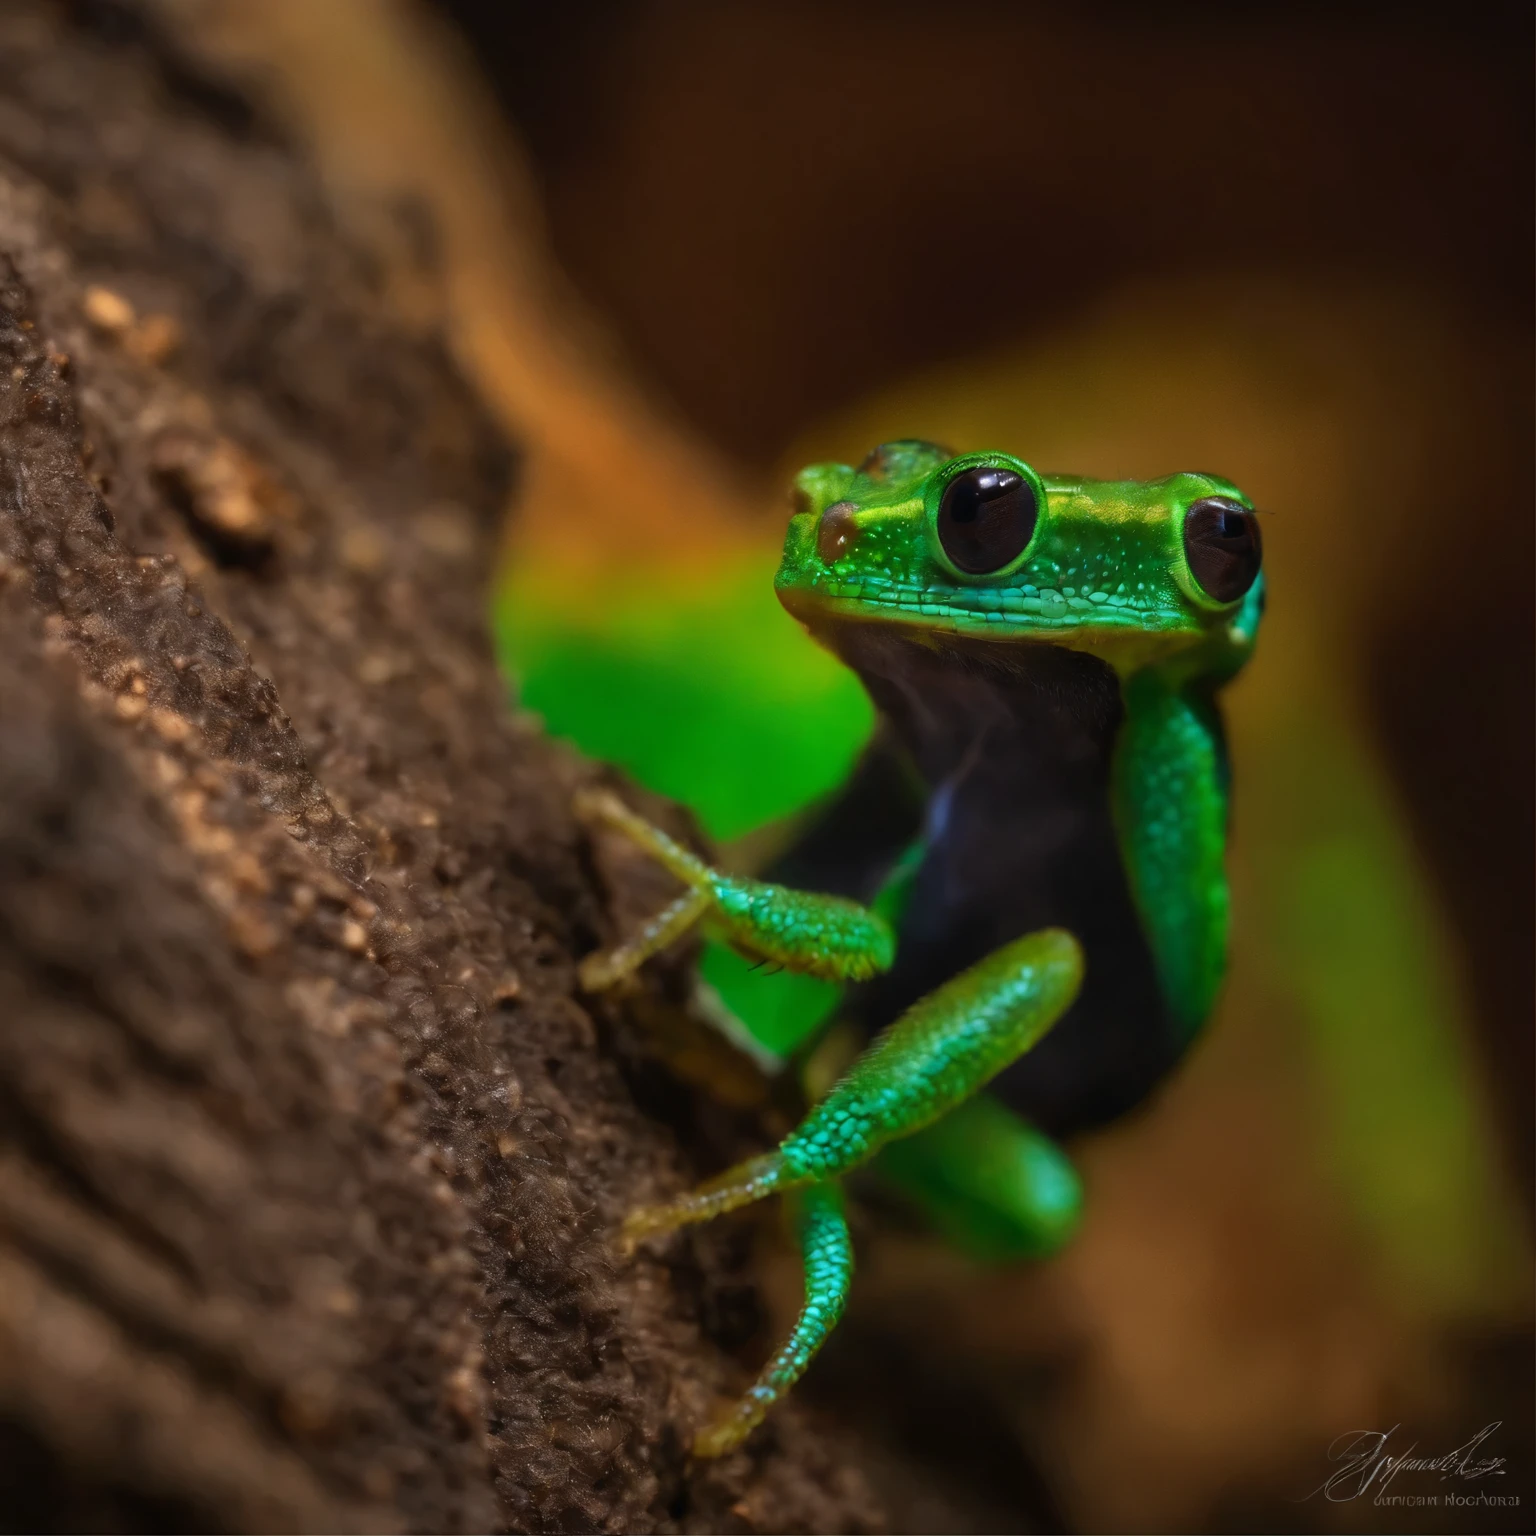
[0,4,880,1530]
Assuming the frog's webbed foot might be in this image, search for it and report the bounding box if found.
[573,788,894,991]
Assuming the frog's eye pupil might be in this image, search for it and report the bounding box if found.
[937,466,1038,574]
[1183,497,1262,603]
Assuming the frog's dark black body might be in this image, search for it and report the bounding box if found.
[769,626,1195,1138]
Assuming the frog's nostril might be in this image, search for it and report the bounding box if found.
[817,501,861,565]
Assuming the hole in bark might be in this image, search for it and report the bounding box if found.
[153,462,277,576]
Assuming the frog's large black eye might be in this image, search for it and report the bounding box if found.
[937,465,1038,574]
[1183,497,1262,603]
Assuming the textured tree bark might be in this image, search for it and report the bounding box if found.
[0,4,879,1530]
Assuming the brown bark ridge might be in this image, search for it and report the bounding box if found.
[0,3,881,1530]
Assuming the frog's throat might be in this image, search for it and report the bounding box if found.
[781,617,1180,1138]
[776,583,1201,676]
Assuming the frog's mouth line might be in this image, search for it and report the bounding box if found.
[776,579,1197,670]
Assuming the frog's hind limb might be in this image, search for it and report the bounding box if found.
[875,1091,1083,1260]
[619,925,1084,1455]
[573,788,895,989]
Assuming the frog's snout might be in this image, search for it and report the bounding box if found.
[816,500,862,565]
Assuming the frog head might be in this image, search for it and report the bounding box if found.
[776,439,1264,680]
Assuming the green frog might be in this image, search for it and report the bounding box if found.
[576,439,1264,1455]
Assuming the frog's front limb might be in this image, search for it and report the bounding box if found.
[623,928,1083,1239]
[1111,671,1231,1038]
[574,788,895,988]
[619,927,1083,1453]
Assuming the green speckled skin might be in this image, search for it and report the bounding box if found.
[781,930,1082,1177]
[710,874,895,982]
[692,1183,853,1458]
[781,444,1260,674]
[574,789,893,989]
[580,442,1263,1454]
[1113,672,1231,1034]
